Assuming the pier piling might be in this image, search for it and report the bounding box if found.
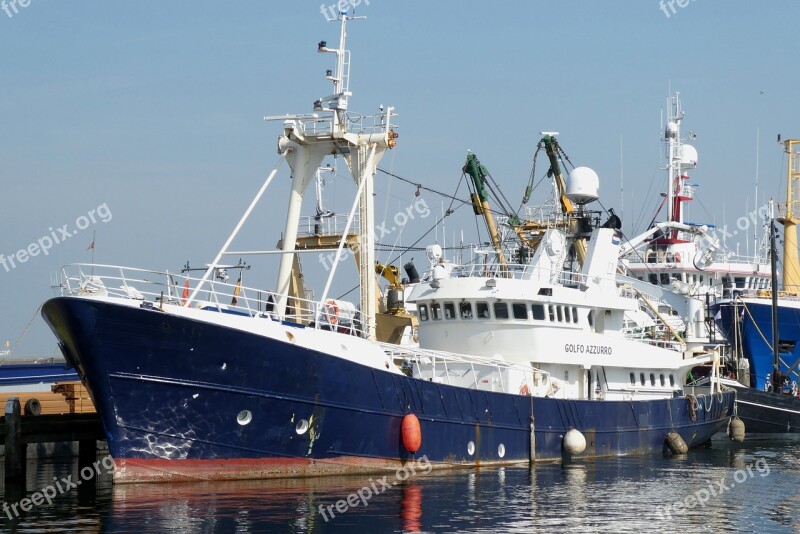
[4,397,27,482]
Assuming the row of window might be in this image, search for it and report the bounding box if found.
[418,301,583,324]
[638,272,769,290]
[630,372,675,388]
[722,275,768,290]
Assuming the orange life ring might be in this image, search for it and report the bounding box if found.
[181,280,190,306]
[325,299,339,324]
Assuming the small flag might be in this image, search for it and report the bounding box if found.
[231,275,242,306]
[87,241,95,251]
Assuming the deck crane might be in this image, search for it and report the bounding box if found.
[463,152,510,270]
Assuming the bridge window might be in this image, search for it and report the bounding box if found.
[563,306,571,323]
[650,373,655,386]
[669,374,675,387]
[640,373,645,386]
[660,273,670,285]
[649,274,658,285]
[444,302,456,320]
[476,302,490,319]
[660,374,665,387]
[548,305,556,322]
[572,307,578,323]
[512,303,528,320]
[419,304,429,321]
[556,306,563,322]
[630,372,635,385]
[532,304,546,320]
[494,302,509,319]
[460,301,473,319]
[734,277,746,289]
[431,302,442,321]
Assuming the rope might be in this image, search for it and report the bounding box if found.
[0,303,44,365]
[736,296,795,377]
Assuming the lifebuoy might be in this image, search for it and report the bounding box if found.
[674,252,682,263]
[325,299,339,324]
[181,279,190,306]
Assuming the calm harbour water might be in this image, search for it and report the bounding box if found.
[1,436,798,533]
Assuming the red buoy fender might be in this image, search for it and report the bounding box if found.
[401,413,422,453]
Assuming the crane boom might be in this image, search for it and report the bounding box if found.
[463,153,509,269]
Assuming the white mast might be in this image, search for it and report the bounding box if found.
[266,12,397,340]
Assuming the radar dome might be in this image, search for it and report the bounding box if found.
[426,244,442,264]
[680,144,698,167]
[566,167,600,205]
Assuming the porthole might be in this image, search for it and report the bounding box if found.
[296,419,309,435]
[237,410,252,426]
[467,441,475,456]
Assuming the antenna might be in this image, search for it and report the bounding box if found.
[754,128,760,261]
[619,134,624,223]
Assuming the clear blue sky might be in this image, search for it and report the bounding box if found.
[1,1,798,357]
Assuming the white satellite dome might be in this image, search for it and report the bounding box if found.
[426,244,443,264]
[566,167,600,205]
[680,144,698,167]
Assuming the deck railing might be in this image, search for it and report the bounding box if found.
[55,264,367,337]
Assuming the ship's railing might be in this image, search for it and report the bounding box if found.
[624,244,769,268]
[677,184,695,199]
[297,213,360,238]
[521,203,568,226]
[55,264,367,337]
[278,112,397,138]
[380,343,551,396]
[445,261,610,287]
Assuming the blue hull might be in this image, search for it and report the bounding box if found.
[0,363,78,387]
[42,297,733,483]
[713,299,800,391]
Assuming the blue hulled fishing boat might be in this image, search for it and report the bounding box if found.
[41,14,733,483]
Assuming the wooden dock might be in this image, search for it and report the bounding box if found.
[0,380,95,416]
[1,383,103,483]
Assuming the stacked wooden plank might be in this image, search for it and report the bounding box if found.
[0,381,96,415]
